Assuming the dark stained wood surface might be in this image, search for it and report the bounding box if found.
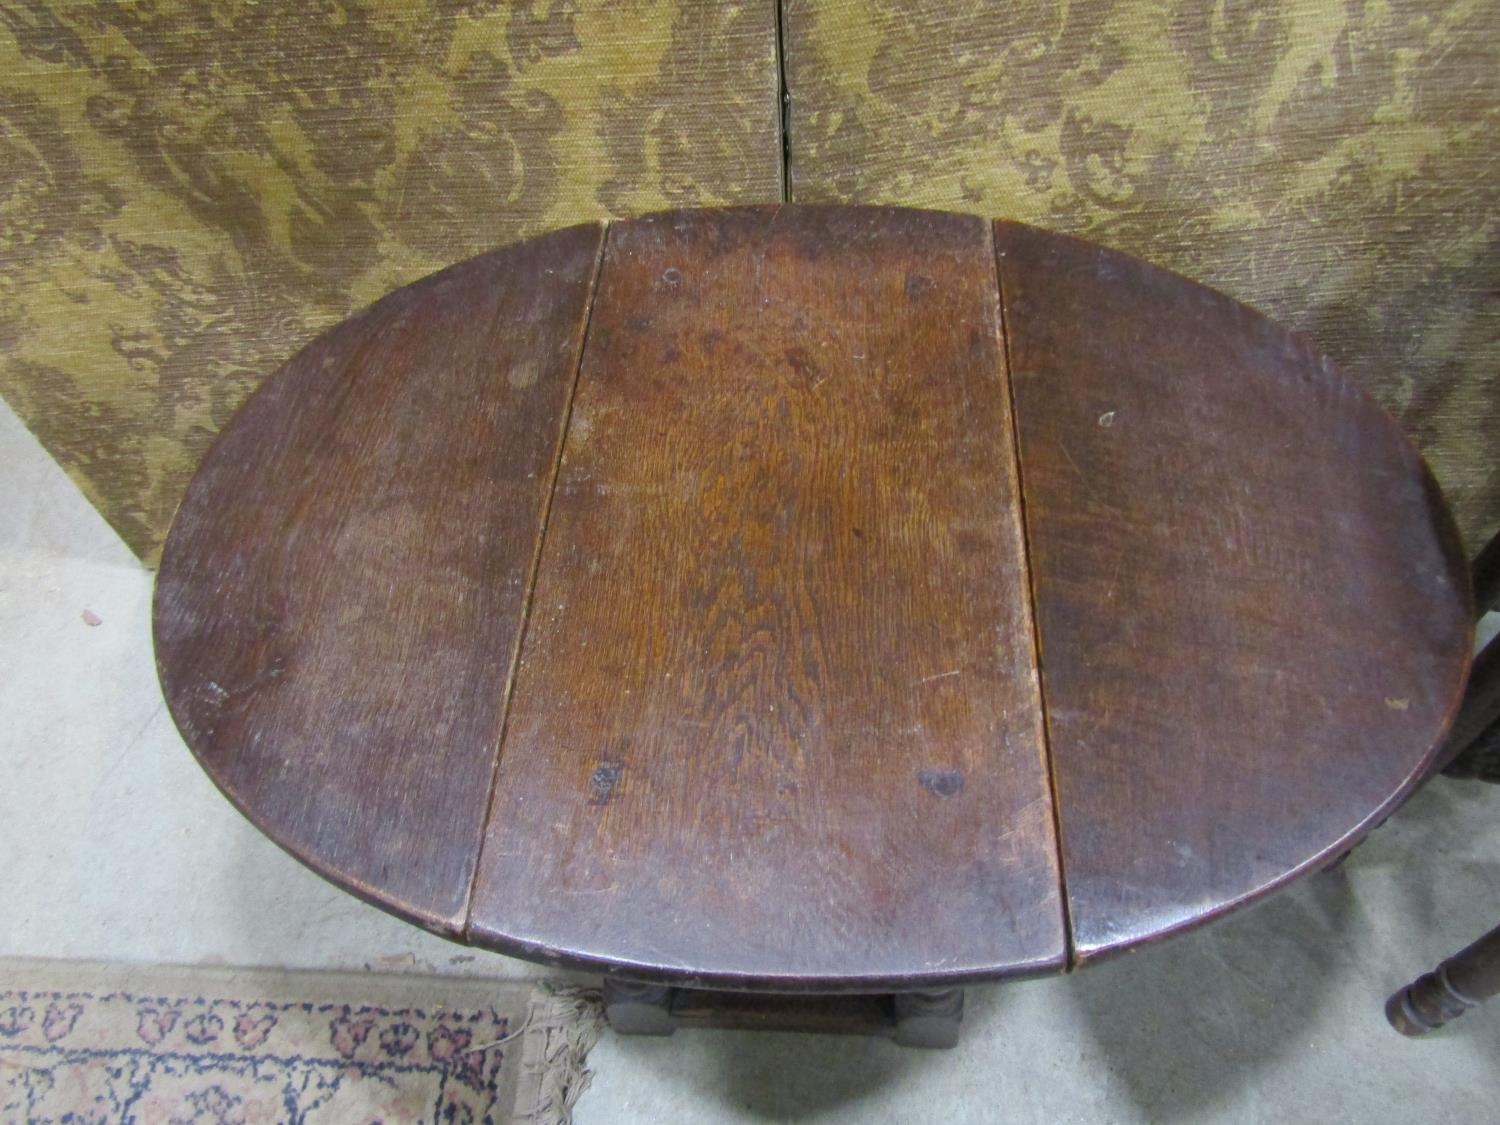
[1474,530,1500,617]
[1387,919,1500,1035]
[602,979,965,1047]
[153,205,1475,990]
[467,207,1064,989]
[1440,528,1499,779]
[153,223,606,935]
[993,220,1474,963]
[1440,639,1500,778]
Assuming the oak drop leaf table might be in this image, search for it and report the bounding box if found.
[154,206,1473,1048]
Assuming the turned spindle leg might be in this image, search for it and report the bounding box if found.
[1386,922,1500,1036]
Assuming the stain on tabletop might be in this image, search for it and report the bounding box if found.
[917,768,965,798]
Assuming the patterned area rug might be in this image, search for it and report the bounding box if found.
[0,960,604,1124]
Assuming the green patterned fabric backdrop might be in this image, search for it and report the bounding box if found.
[0,0,779,561]
[786,0,1499,554]
[2,0,1497,561]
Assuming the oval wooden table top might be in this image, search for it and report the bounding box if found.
[155,205,1473,993]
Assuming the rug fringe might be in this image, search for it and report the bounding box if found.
[512,984,608,1125]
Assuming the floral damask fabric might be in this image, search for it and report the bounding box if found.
[785,0,1499,551]
[4,1,1496,560]
[0,0,779,560]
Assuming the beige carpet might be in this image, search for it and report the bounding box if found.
[0,959,605,1124]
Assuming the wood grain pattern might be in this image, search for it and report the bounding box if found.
[153,206,1475,991]
[468,206,1063,989]
[154,223,606,935]
[994,220,1474,962]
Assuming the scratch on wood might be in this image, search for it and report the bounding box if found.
[918,670,961,684]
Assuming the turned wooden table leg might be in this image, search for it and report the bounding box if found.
[1386,921,1500,1035]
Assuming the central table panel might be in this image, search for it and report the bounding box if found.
[468,206,1064,988]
